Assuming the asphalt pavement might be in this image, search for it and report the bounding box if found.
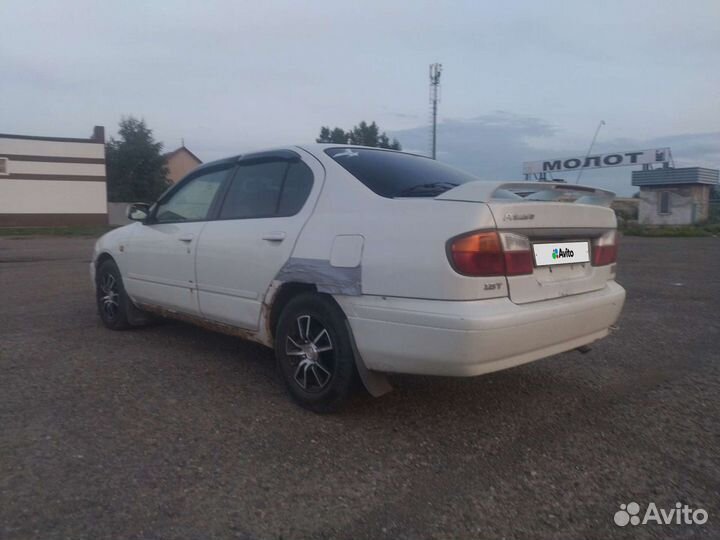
[1,234,718,539]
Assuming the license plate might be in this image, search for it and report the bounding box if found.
[533,241,590,266]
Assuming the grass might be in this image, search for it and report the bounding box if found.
[621,222,720,237]
[0,225,116,237]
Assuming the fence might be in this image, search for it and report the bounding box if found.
[107,202,131,226]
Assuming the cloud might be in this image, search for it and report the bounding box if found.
[390,111,558,179]
[1,0,718,195]
[643,133,720,167]
[390,114,720,195]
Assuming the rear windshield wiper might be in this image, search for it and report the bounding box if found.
[396,182,459,197]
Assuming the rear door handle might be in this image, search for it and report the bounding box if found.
[178,234,194,242]
[262,231,286,242]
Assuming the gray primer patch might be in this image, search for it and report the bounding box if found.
[275,257,362,296]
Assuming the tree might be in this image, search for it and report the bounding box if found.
[106,116,170,202]
[316,121,401,150]
[317,126,349,144]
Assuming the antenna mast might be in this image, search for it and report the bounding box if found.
[429,63,442,159]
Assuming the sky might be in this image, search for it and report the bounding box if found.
[2,0,719,195]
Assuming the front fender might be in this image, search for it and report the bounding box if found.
[91,223,138,274]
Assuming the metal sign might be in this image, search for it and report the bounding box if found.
[523,148,671,175]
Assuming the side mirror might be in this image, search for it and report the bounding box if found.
[126,203,150,222]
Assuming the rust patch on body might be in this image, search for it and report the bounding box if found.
[136,302,269,347]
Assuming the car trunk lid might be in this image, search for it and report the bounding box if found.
[437,182,618,304]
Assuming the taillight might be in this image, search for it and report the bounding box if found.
[499,232,534,276]
[449,231,505,276]
[592,230,619,266]
[448,231,533,277]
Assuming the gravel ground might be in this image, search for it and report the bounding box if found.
[1,235,718,540]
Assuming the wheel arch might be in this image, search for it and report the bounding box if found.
[268,281,319,339]
[95,251,116,270]
[267,280,392,397]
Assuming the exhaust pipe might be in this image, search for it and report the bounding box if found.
[576,345,592,354]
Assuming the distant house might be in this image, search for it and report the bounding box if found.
[164,145,202,184]
[107,145,203,226]
[632,167,719,225]
[0,126,108,226]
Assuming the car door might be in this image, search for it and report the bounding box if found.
[195,150,322,329]
[123,162,233,314]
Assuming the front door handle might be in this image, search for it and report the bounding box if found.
[178,234,194,242]
[262,231,286,242]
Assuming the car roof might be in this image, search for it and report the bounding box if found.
[193,144,427,172]
[298,143,426,159]
[190,155,241,173]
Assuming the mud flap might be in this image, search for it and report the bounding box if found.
[126,297,155,326]
[344,320,392,397]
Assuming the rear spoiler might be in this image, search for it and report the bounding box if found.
[436,181,616,207]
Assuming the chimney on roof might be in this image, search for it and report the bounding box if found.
[92,125,105,143]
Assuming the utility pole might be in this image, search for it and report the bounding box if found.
[429,63,442,159]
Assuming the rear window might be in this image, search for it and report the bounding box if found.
[325,147,479,198]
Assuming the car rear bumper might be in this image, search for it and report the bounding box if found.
[336,281,625,376]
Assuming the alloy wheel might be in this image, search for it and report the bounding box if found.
[99,272,120,321]
[285,314,335,392]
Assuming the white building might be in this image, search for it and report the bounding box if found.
[0,126,107,226]
[632,167,719,226]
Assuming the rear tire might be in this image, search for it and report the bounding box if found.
[274,293,358,413]
[95,259,133,330]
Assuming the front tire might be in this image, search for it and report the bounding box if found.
[274,293,358,413]
[95,259,133,330]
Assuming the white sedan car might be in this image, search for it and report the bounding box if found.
[92,145,625,411]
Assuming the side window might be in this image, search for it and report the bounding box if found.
[155,167,229,223]
[219,161,288,219]
[218,158,315,220]
[277,162,314,216]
